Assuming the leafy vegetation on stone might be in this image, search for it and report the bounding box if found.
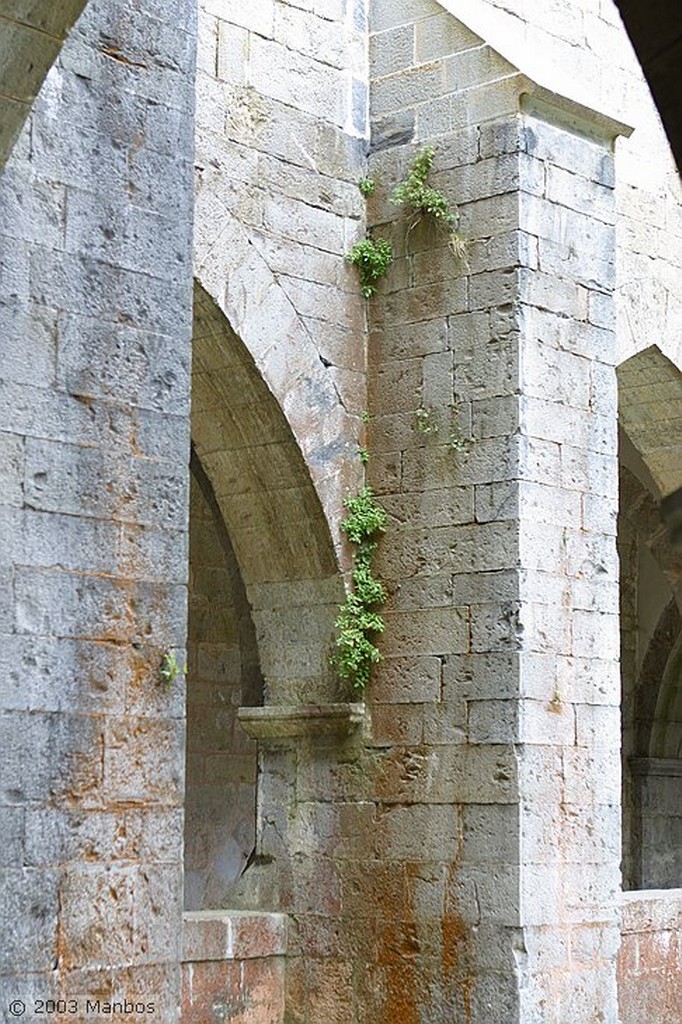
[347,236,394,298]
[340,485,387,543]
[358,176,376,197]
[391,145,456,225]
[332,483,387,692]
[391,145,468,258]
[160,649,185,685]
[416,407,439,435]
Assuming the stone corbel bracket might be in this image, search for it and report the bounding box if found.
[237,703,365,741]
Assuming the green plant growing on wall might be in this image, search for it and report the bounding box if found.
[416,407,439,436]
[331,457,387,692]
[160,649,186,685]
[347,236,394,298]
[358,176,376,197]
[448,405,474,452]
[417,406,474,453]
[391,145,468,257]
[448,423,469,452]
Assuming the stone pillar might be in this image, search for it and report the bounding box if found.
[0,0,196,1017]
[366,61,628,1022]
[515,101,624,1022]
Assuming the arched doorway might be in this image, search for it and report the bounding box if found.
[184,282,347,910]
[618,345,682,889]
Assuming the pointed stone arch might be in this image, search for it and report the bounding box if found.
[194,197,362,571]
[0,2,88,168]
[191,280,346,705]
[618,345,682,888]
[618,344,682,502]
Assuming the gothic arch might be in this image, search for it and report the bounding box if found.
[194,198,362,568]
[191,281,346,704]
[618,346,682,888]
[0,2,88,169]
[618,344,682,502]
[651,631,682,759]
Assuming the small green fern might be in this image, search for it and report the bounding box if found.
[391,145,457,227]
[391,145,468,259]
[347,237,394,298]
[331,485,387,692]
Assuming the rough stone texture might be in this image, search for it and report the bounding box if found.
[617,889,682,1024]
[181,911,287,1024]
[1,2,682,1024]
[0,0,196,1017]
[363,4,623,1021]
[194,0,369,567]
[0,2,88,169]
[433,0,682,373]
[516,114,622,1024]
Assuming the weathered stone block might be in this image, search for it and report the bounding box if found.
[422,701,468,744]
[367,703,425,746]
[371,61,447,118]
[371,655,442,704]
[474,479,518,522]
[370,24,415,77]
[457,190,519,239]
[250,35,345,125]
[382,606,469,656]
[374,276,468,327]
[462,803,519,863]
[522,119,614,187]
[545,163,615,224]
[375,803,460,860]
[455,335,520,400]
[448,862,520,926]
[206,0,274,36]
[0,301,58,389]
[369,0,442,33]
[0,806,24,867]
[443,45,515,94]
[416,74,521,139]
[0,430,24,507]
[521,267,589,321]
[14,567,186,645]
[0,867,58,972]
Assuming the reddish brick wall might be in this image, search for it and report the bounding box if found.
[181,911,287,1024]
[617,890,682,1024]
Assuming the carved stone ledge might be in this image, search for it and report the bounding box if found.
[237,703,365,740]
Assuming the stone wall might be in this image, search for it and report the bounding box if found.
[220,2,628,1021]
[181,910,287,1024]
[1,1,681,1022]
[617,889,682,1024]
[435,0,682,374]
[194,0,369,563]
[365,1,624,1019]
[0,0,196,1016]
[0,2,88,166]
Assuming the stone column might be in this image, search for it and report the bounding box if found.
[0,1,196,1017]
[367,51,628,1020]
[515,99,624,1022]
